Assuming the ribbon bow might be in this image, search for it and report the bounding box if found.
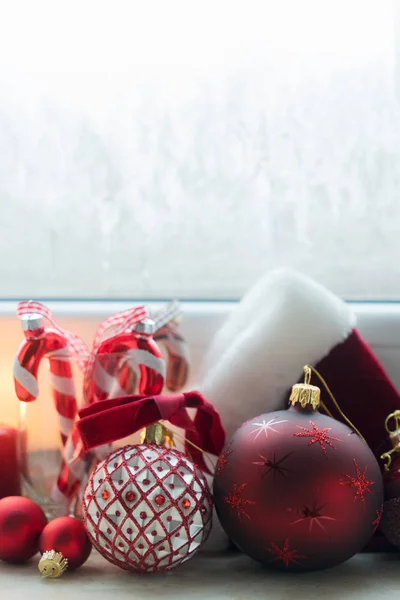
[77,390,226,474]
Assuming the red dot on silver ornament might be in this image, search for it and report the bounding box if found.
[154,495,165,506]
[113,462,118,468]
[151,529,157,536]
[167,516,172,522]
[127,528,133,534]
[138,543,144,549]
[115,510,121,517]
[182,498,191,509]
[143,478,150,485]
[99,478,103,484]
[86,494,92,501]
[107,528,112,534]
[159,546,165,551]
[102,490,110,501]
[140,511,147,519]
[169,484,175,490]
[125,491,136,503]
[157,466,163,472]
[118,479,123,485]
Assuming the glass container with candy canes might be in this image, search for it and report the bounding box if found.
[13,300,189,519]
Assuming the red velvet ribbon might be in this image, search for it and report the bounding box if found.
[77,391,225,474]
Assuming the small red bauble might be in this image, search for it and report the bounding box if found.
[39,517,92,570]
[82,444,213,573]
[214,373,384,572]
[0,496,47,563]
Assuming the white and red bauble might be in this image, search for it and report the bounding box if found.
[82,444,213,572]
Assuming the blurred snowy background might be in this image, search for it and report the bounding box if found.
[0,0,399,299]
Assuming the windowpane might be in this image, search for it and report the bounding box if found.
[0,0,397,299]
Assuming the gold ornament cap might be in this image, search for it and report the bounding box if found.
[140,421,175,447]
[38,550,68,578]
[289,366,320,410]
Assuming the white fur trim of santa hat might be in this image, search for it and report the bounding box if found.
[200,268,356,441]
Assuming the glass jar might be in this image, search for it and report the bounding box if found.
[16,339,143,520]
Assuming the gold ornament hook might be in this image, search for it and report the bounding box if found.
[380,410,400,471]
[304,365,311,386]
[385,410,400,435]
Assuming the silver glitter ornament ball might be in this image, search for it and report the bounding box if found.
[82,444,213,572]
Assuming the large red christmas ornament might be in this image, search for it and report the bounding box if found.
[82,443,213,572]
[214,367,384,572]
[0,496,47,563]
[39,516,92,570]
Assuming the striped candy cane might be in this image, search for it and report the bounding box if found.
[152,301,189,392]
[84,306,165,404]
[105,301,188,396]
[13,302,90,501]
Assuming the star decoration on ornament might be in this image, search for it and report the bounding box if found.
[224,482,255,521]
[216,444,233,475]
[250,417,288,440]
[373,505,383,531]
[340,459,375,505]
[253,451,293,480]
[294,421,340,457]
[268,538,305,568]
[290,501,336,533]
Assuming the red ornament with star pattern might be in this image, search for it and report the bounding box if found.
[214,369,383,572]
[82,444,213,573]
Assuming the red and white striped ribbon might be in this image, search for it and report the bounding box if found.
[17,301,90,370]
[92,305,149,350]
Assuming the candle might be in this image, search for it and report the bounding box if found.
[0,425,21,498]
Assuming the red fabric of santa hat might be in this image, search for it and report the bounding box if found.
[200,268,399,459]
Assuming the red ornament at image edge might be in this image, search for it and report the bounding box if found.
[214,376,384,572]
[39,517,92,570]
[0,496,47,563]
[82,444,213,573]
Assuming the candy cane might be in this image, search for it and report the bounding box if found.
[105,301,189,395]
[84,307,165,404]
[153,321,189,392]
[13,302,90,501]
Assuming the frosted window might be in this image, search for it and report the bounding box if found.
[0,0,398,299]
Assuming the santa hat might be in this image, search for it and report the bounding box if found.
[200,268,400,460]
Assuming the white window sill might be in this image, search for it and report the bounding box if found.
[2,300,400,391]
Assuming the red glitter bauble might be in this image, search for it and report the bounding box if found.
[0,496,47,563]
[82,444,213,573]
[39,517,92,570]
[214,404,383,572]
